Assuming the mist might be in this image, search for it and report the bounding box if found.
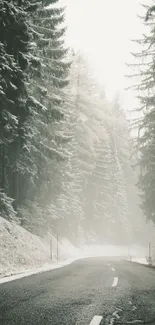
[1,0,155,279]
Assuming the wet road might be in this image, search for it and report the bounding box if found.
[0,257,155,324]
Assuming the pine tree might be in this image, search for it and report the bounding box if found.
[60,52,134,244]
[66,53,103,242]
[17,0,71,232]
[0,0,34,217]
[129,2,155,224]
[83,96,133,245]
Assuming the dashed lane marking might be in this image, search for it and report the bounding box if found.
[111,268,115,272]
[89,316,103,325]
[112,277,118,287]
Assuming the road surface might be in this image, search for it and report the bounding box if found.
[0,257,155,324]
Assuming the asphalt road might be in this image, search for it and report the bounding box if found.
[0,257,155,325]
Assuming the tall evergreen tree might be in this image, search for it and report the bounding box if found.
[17,0,71,233]
[129,2,155,224]
[0,0,34,217]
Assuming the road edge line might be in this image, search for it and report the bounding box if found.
[89,316,103,325]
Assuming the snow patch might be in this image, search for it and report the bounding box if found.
[0,258,78,284]
[131,257,148,265]
[0,218,150,284]
[0,217,78,279]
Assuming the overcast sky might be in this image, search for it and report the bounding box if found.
[61,0,152,109]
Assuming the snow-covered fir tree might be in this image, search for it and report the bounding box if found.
[0,2,144,245]
[16,0,71,233]
[0,0,33,218]
[129,2,155,225]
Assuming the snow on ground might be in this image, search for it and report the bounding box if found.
[0,217,79,279]
[131,257,148,265]
[80,244,150,266]
[127,246,149,265]
[80,244,147,259]
[0,258,80,284]
[0,216,151,284]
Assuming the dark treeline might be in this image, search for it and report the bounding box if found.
[0,0,69,228]
[0,0,145,245]
[130,1,155,228]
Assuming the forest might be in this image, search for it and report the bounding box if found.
[0,0,155,246]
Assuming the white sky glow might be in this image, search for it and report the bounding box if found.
[61,0,152,108]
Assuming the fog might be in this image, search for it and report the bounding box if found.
[1,0,155,277]
[2,2,155,325]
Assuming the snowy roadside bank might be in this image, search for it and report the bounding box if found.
[0,216,151,284]
[0,257,80,284]
[0,217,80,282]
[128,256,155,267]
[129,257,148,265]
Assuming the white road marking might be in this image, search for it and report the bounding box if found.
[111,268,115,272]
[89,316,103,325]
[112,277,118,287]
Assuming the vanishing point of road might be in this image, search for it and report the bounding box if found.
[0,257,155,324]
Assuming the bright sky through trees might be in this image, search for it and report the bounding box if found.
[61,0,150,107]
